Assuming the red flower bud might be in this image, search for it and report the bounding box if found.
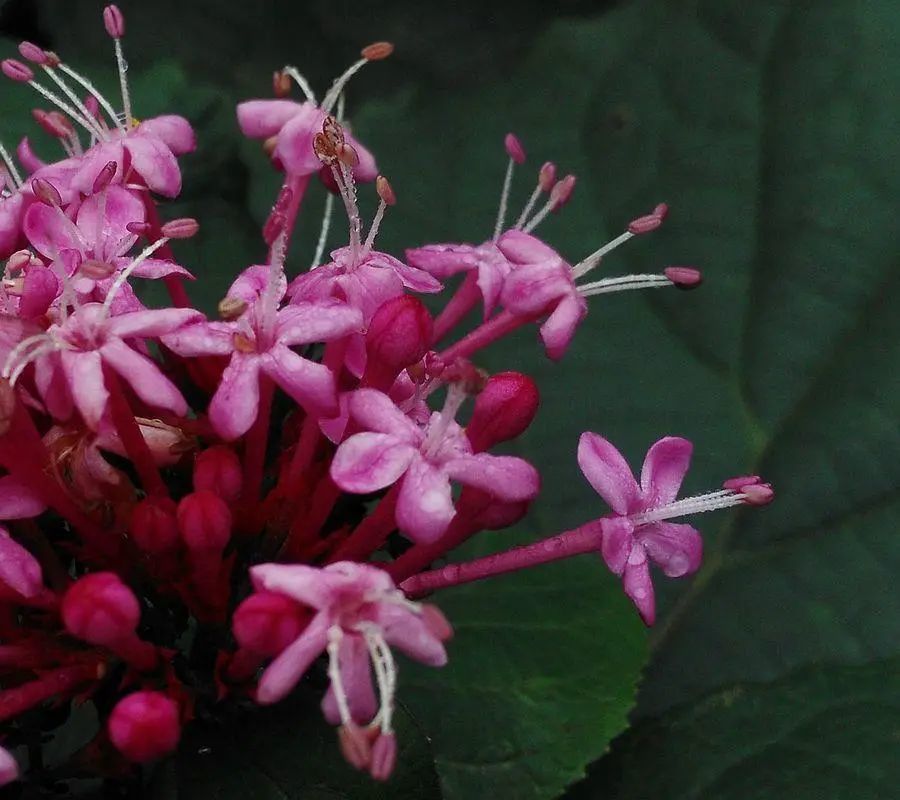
[177,491,232,553]
[232,591,309,657]
[108,691,180,763]
[130,498,179,553]
[466,371,540,451]
[62,572,140,647]
[193,446,242,504]
[364,296,433,389]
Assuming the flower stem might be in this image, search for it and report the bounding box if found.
[386,511,479,582]
[327,485,399,563]
[241,376,275,530]
[432,273,480,344]
[400,521,602,598]
[439,310,534,363]
[0,660,105,723]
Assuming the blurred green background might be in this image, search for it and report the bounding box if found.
[2,0,900,797]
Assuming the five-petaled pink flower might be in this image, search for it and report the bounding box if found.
[331,388,539,543]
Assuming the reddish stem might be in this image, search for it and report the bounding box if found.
[0,659,105,722]
[110,633,159,672]
[327,486,400,563]
[432,273,481,344]
[386,512,480,582]
[400,521,602,598]
[439,310,535,363]
[241,377,276,529]
[103,365,167,499]
[283,476,341,560]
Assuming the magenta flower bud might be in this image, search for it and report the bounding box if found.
[365,296,433,386]
[538,161,557,192]
[103,4,125,38]
[664,266,703,289]
[466,371,540,451]
[628,212,664,235]
[1,58,33,83]
[338,724,372,770]
[193,446,242,505]
[108,691,180,763]
[232,592,309,657]
[91,160,118,194]
[369,732,397,781]
[740,482,774,506]
[550,173,576,211]
[62,572,140,647]
[177,490,232,553]
[31,177,62,207]
[130,498,179,553]
[18,41,48,65]
[504,133,526,164]
[160,218,199,239]
[0,746,18,787]
[723,475,761,490]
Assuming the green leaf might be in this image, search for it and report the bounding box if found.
[568,658,900,799]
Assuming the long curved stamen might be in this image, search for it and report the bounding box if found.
[322,42,393,115]
[26,80,104,138]
[2,333,54,381]
[39,66,107,140]
[56,63,125,133]
[577,274,673,297]
[311,191,334,269]
[571,231,635,279]
[326,626,353,726]
[101,237,169,315]
[281,66,316,104]
[362,628,396,734]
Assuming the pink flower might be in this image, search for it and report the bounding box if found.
[0,525,45,600]
[578,433,772,624]
[331,388,539,543]
[164,299,362,440]
[0,746,17,788]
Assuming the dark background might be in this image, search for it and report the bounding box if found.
[2,1,899,797]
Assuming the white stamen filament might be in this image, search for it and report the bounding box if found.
[514,181,544,230]
[331,164,362,263]
[362,199,387,254]
[40,66,107,140]
[492,157,516,241]
[327,626,353,726]
[112,38,132,127]
[101,237,169,315]
[572,231,635,279]
[0,144,22,188]
[26,80,103,138]
[2,333,55,382]
[310,191,334,269]
[56,62,125,132]
[521,193,558,234]
[363,628,396,735]
[630,489,745,526]
[322,59,367,115]
[335,93,346,122]
[8,341,57,386]
[577,274,672,297]
[282,66,317,104]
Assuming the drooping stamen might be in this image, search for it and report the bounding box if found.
[521,174,576,234]
[577,273,675,297]
[572,206,666,279]
[103,5,132,127]
[326,626,353,726]
[281,66,316,103]
[629,486,766,525]
[101,237,170,314]
[514,161,555,229]
[493,133,526,241]
[362,175,395,253]
[365,629,397,735]
[0,143,22,188]
[37,65,108,140]
[321,42,393,115]
[55,62,125,132]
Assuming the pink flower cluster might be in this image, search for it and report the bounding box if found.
[0,8,771,788]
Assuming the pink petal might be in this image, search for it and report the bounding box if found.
[250,563,336,609]
[341,265,404,322]
[476,247,512,317]
[19,266,60,318]
[0,193,26,258]
[75,186,144,260]
[0,526,44,598]
[497,229,563,265]
[0,475,46,519]
[236,99,302,139]
[137,115,196,155]
[260,343,338,416]
[124,136,182,197]
[274,104,328,176]
[622,549,655,626]
[444,453,539,502]
[0,744,18,786]
[501,259,574,315]
[366,252,442,294]
[61,349,108,430]
[227,264,272,305]
[638,522,702,578]
[576,432,639,515]
[23,201,84,260]
[17,136,45,173]
[125,257,194,280]
[539,293,587,361]
[348,389,423,443]
[330,432,416,494]
[106,308,202,339]
[599,516,635,575]
[404,243,481,278]
[257,611,331,704]
[274,300,363,346]
[321,634,378,725]
[209,353,261,440]
[395,457,455,543]
[100,338,188,416]
[374,603,448,667]
[639,436,693,507]
[35,354,73,421]
[71,141,126,196]
[162,321,235,357]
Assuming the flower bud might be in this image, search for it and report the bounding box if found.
[504,133,526,164]
[0,746,18,787]
[1,59,33,83]
[103,4,126,38]
[177,491,232,553]
[0,527,45,599]
[365,296,433,386]
[160,218,199,239]
[232,592,309,657]
[664,266,703,289]
[62,572,140,647]
[369,732,397,781]
[108,691,180,763]
[130,498,179,553]
[193,446,242,505]
[466,371,539,451]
